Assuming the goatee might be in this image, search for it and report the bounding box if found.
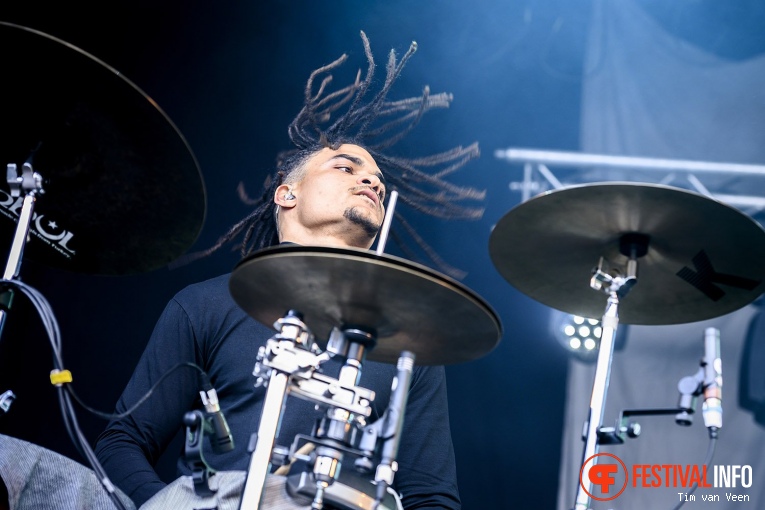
[344,207,380,238]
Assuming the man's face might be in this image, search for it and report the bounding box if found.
[286,144,387,245]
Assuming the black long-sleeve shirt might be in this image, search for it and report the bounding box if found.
[95,273,461,509]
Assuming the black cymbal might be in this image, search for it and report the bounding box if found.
[489,182,765,325]
[228,245,502,365]
[0,22,206,275]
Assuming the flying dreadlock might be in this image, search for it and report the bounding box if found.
[180,31,485,278]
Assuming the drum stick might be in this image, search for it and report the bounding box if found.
[376,190,398,255]
[273,442,315,476]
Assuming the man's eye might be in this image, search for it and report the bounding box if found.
[339,166,353,173]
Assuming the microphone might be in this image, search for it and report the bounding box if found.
[199,388,235,453]
[374,351,415,506]
[702,327,722,436]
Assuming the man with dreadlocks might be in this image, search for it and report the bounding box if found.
[95,32,484,510]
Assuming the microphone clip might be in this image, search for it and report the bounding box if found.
[200,388,235,453]
[183,409,219,497]
[675,367,704,426]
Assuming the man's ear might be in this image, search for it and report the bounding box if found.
[274,184,297,209]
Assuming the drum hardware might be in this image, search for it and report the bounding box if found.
[239,310,318,509]
[183,385,238,497]
[0,162,44,341]
[596,326,723,447]
[488,182,765,510]
[183,410,222,498]
[575,241,642,510]
[0,162,44,420]
[271,360,411,510]
[229,242,502,509]
[273,442,316,476]
[286,471,401,510]
[0,389,15,414]
[238,308,413,510]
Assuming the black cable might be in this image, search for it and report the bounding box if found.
[65,361,211,420]
[1,279,213,510]
[670,434,717,510]
[2,279,128,509]
[58,387,127,509]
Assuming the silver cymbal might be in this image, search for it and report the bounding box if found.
[489,182,765,325]
[229,245,502,365]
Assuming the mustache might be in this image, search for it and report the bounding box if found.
[349,185,385,203]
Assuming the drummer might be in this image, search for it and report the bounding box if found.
[95,32,483,510]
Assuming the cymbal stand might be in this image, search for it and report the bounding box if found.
[291,326,378,510]
[239,309,324,509]
[574,234,645,510]
[0,162,44,342]
[239,313,382,510]
[0,162,44,414]
[294,329,413,510]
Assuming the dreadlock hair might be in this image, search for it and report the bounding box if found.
[177,31,485,278]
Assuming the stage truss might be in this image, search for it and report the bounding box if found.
[495,148,765,221]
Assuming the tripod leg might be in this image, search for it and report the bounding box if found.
[238,371,290,510]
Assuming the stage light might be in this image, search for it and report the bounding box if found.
[549,309,628,362]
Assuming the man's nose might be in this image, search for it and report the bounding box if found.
[358,174,380,189]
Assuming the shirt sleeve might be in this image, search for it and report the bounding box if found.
[394,365,461,510]
[94,298,203,508]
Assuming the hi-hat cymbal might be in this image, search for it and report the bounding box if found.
[0,22,206,275]
[228,245,502,365]
[489,182,765,325]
